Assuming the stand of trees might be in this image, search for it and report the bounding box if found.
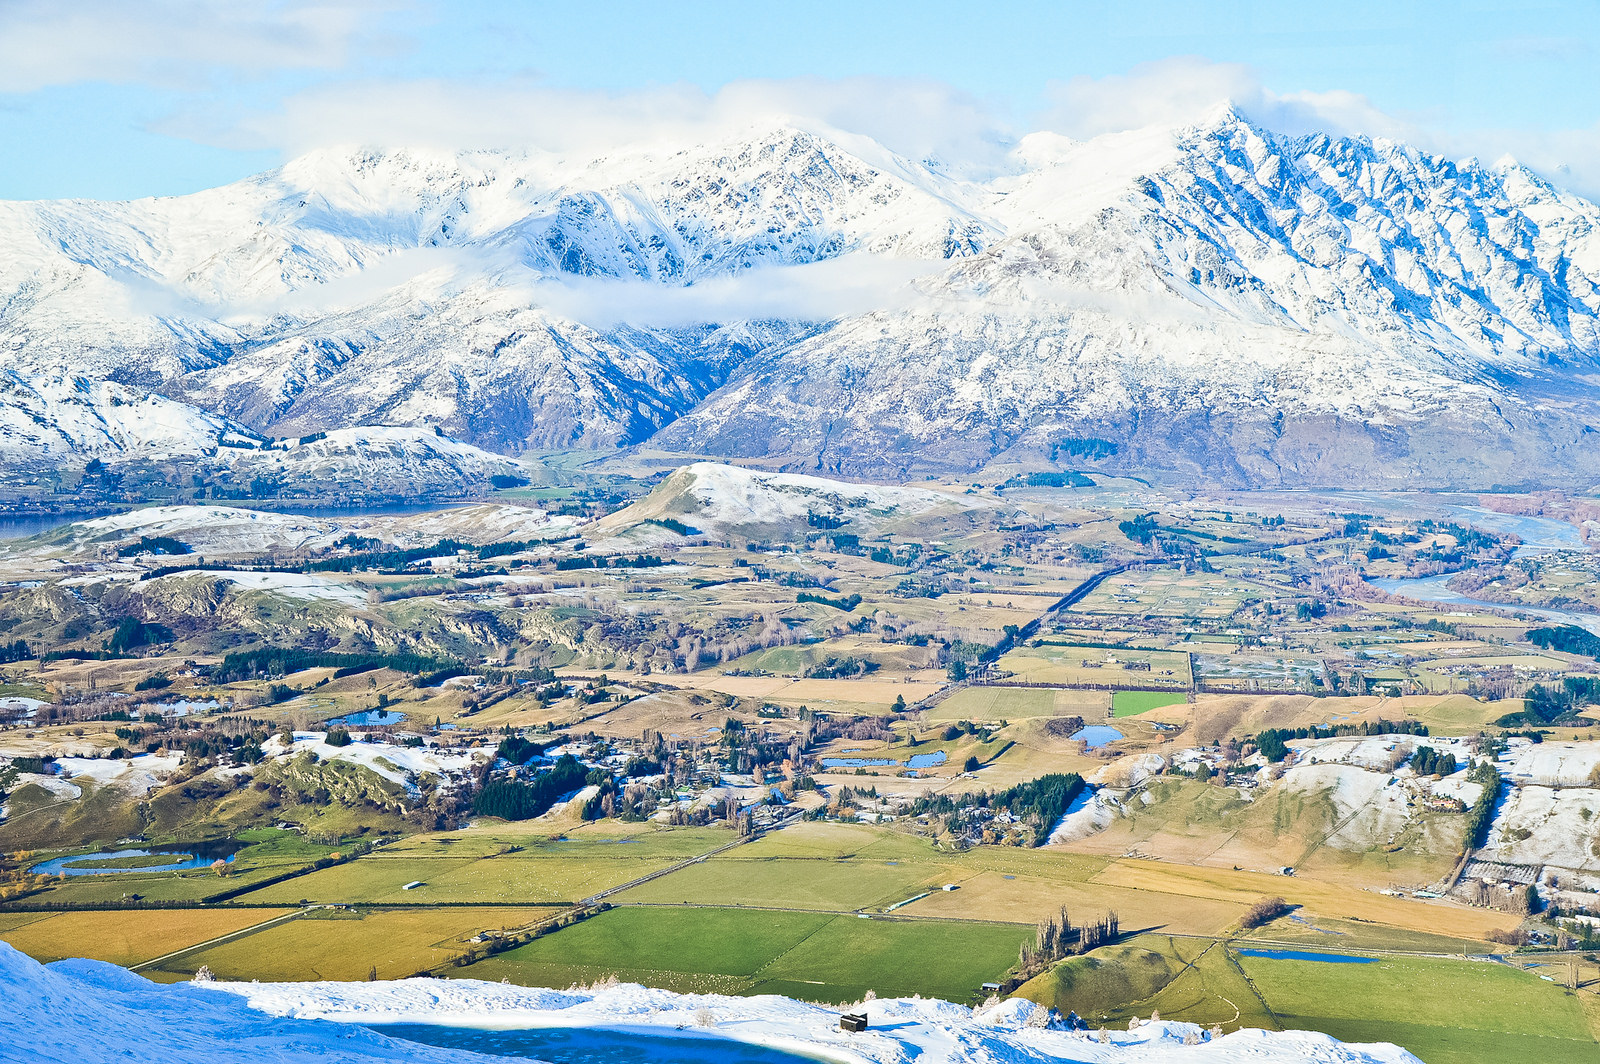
[1506,676,1600,726]
[1256,719,1430,762]
[215,647,450,683]
[1411,746,1458,777]
[472,755,588,820]
[1018,907,1120,975]
[1527,625,1600,660]
[1239,896,1292,929]
[1464,760,1503,849]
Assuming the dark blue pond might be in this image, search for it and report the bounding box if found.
[371,1024,830,1064]
[1238,949,1373,964]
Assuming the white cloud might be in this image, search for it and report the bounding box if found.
[1037,56,1416,144]
[166,75,1017,180]
[0,0,403,93]
[531,254,936,331]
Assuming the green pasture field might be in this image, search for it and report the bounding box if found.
[463,905,1031,1003]
[239,851,678,905]
[997,645,1190,689]
[618,852,940,911]
[379,823,732,859]
[0,908,291,968]
[148,907,542,982]
[1111,691,1189,717]
[1241,951,1600,1064]
[928,686,1110,721]
[1022,935,1599,1063]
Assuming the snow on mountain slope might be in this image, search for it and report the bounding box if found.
[0,944,1422,1064]
[8,111,1600,484]
[0,125,990,453]
[0,372,255,465]
[0,370,535,496]
[656,110,1600,484]
[235,426,533,495]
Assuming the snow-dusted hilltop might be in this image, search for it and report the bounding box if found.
[0,944,1420,1064]
[7,110,1600,485]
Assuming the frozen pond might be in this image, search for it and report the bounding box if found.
[1069,725,1124,748]
[372,1024,830,1064]
[142,698,220,718]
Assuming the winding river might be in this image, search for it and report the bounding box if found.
[1372,508,1600,634]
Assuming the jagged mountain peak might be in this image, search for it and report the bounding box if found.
[6,115,1600,487]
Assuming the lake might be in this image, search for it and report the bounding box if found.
[370,1024,832,1064]
[30,838,245,877]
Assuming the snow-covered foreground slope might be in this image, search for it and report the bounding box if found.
[0,944,1420,1064]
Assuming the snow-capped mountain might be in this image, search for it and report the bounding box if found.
[0,125,986,456]
[656,112,1600,484]
[6,110,1600,487]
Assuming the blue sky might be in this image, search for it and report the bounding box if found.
[2,0,1597,200]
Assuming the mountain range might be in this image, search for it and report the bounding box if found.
[5,107,1600,489]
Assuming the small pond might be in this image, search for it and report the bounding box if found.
[1069,725,1124,749]
[324,708,408,728]
[31,838,246,877]
[820,751,946,770]
[1237,948,1373,964]
[371,1025,832,1064]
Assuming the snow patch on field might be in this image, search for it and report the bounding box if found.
[55,753,182,797]
[267,734,487,792]
[1049,786,1122,843]
[155,569,368,606]
[1500,742,1600,787]
[1480,785,1600,872]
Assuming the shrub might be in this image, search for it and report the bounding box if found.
[1240,896,1292,929]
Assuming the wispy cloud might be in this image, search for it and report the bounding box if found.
[166,75,1017,181]
[0,0,405,93]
